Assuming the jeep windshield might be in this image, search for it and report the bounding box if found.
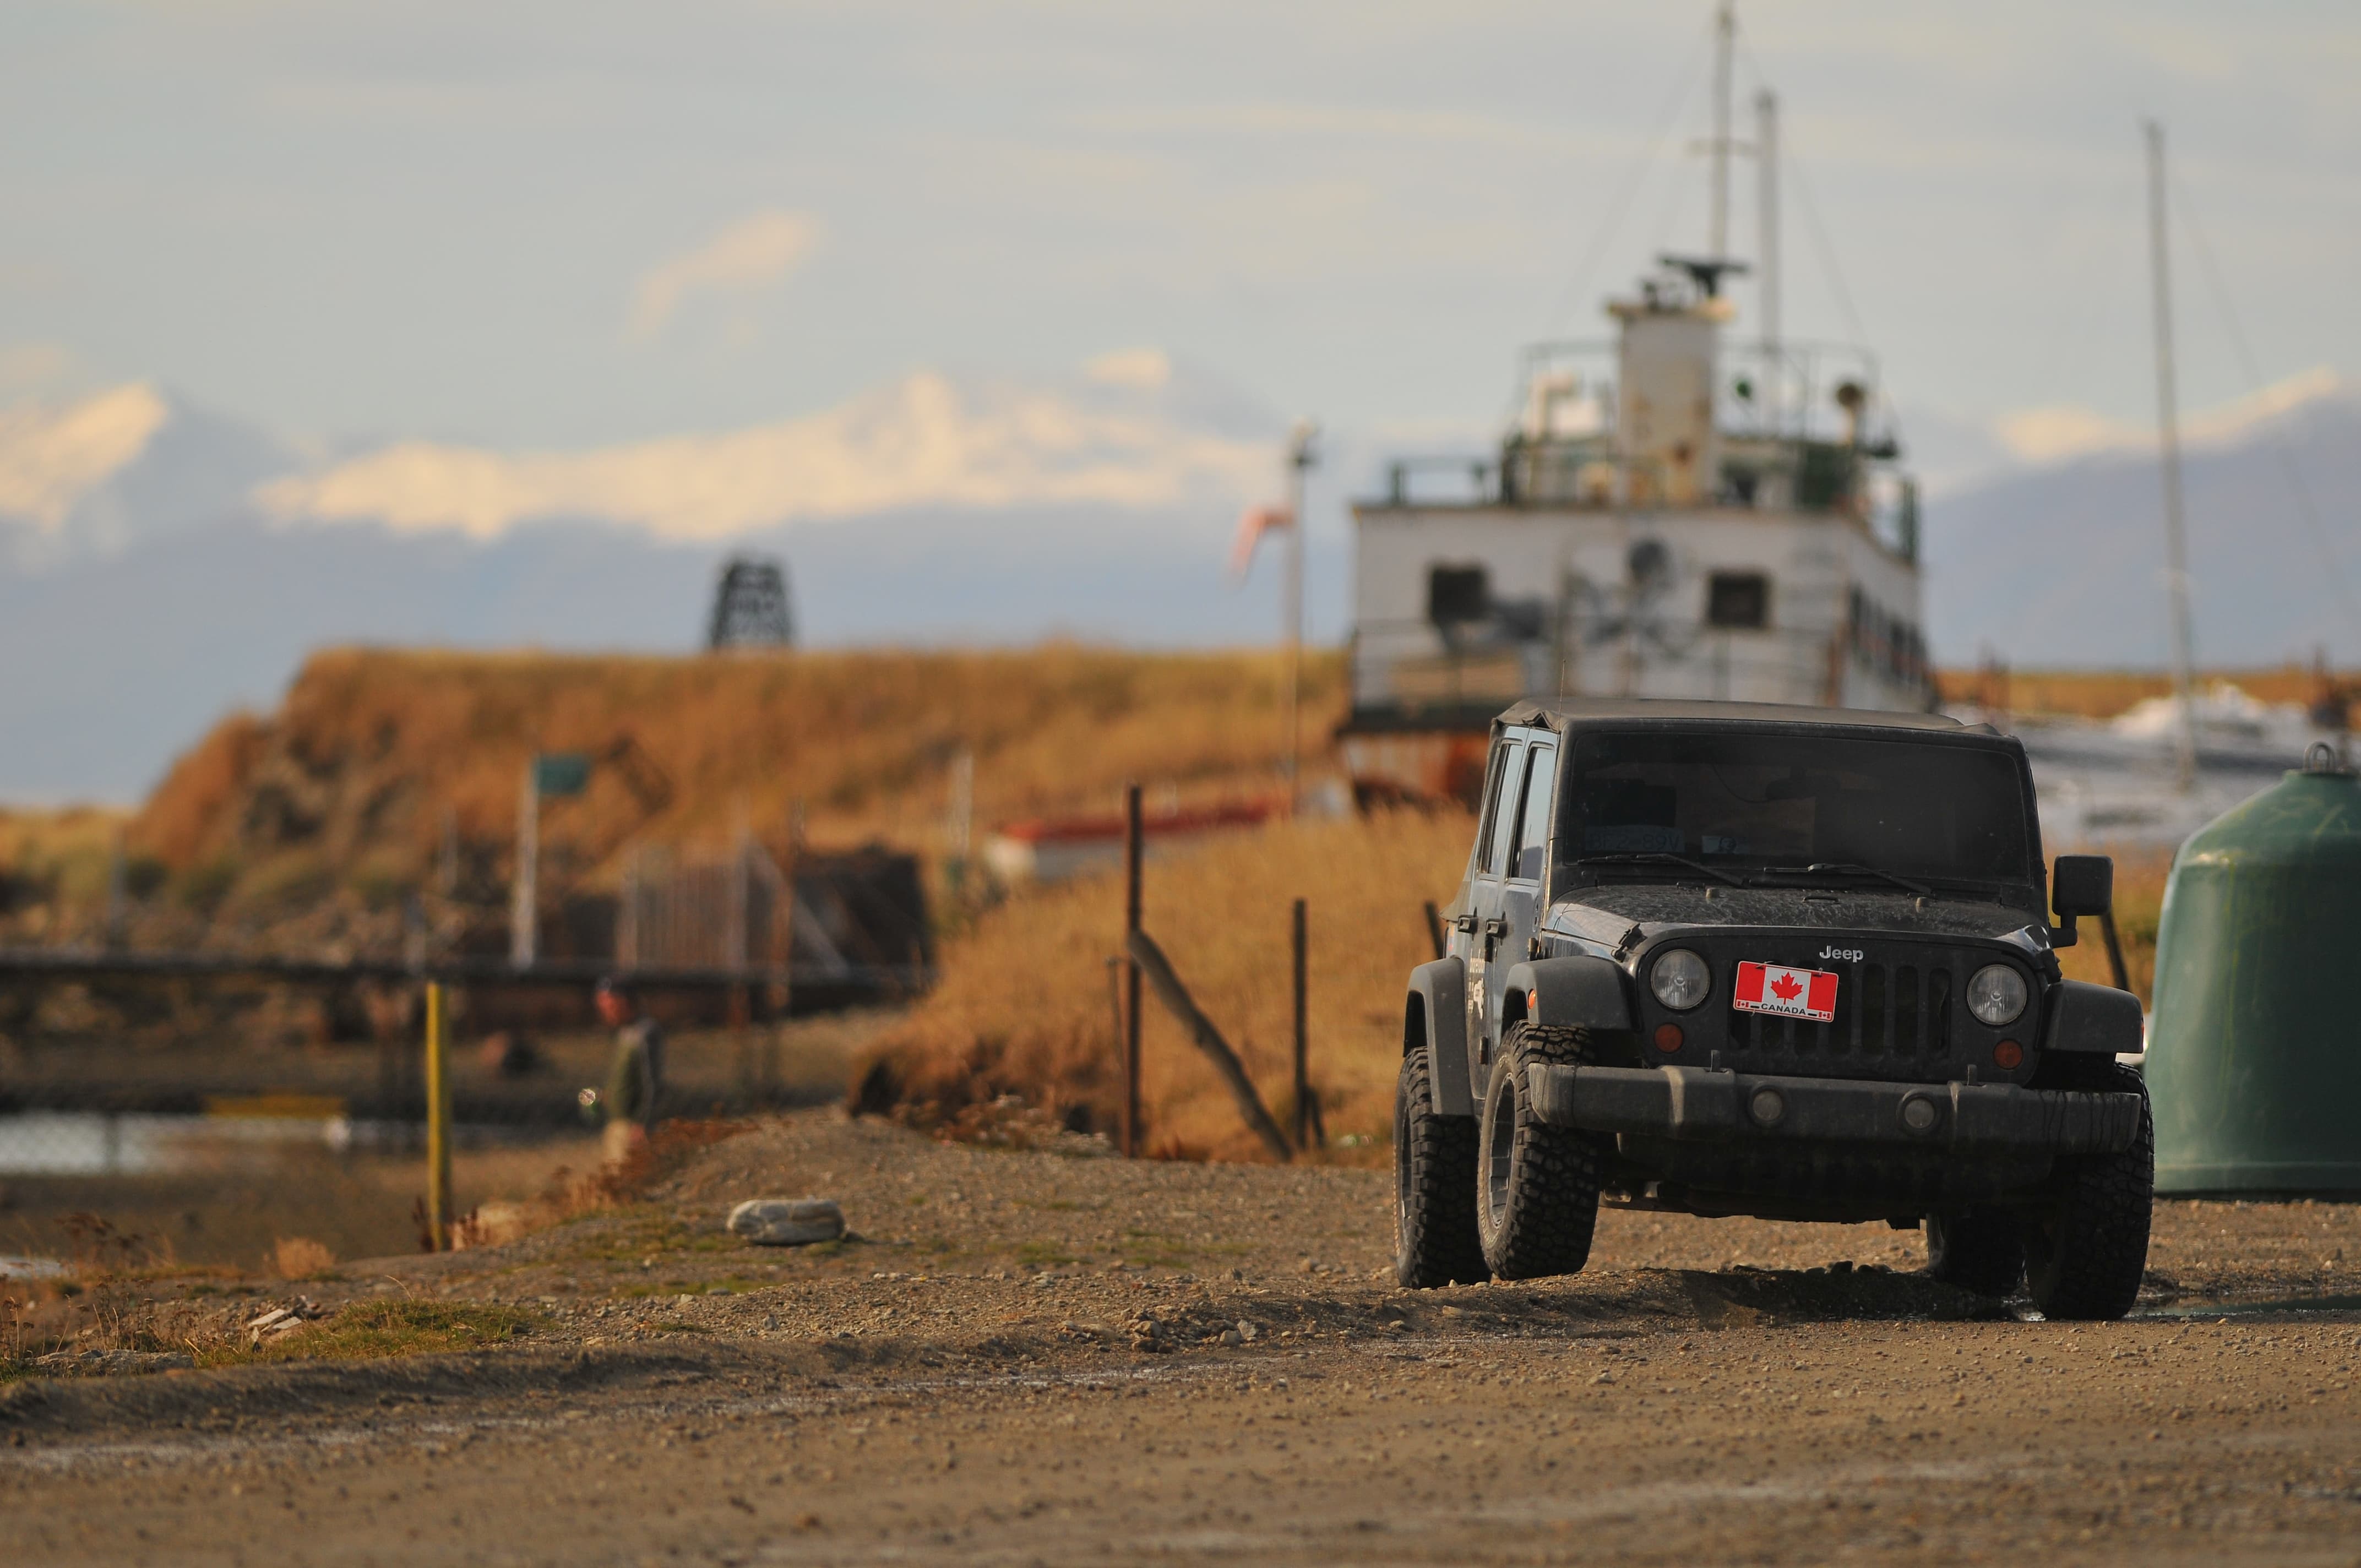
[1558,729,2035,895]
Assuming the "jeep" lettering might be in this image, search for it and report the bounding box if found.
[1818,946,1865,963]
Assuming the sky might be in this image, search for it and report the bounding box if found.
[5,1,2358,467]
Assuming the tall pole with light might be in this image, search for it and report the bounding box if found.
[1281,422,1319,814]
[2144,119,2200,793]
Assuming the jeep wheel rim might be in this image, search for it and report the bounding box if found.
[1483,1076,1516,1232]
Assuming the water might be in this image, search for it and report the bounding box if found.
[0,1110,531,1177]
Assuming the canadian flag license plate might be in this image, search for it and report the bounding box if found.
[1733,961,1839,1023]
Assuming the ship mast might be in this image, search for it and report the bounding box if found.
[2145,120,2200,792]
[1707,2,1737,259]
[1755,87,1779,428]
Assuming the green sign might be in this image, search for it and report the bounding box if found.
[533,753,592,797]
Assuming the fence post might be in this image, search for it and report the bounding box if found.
[509,763,539,967]
[1123,783,1144,1158]
[424,981,453,1251]
[1292,898,1313,1151]
[1127,929,1293,1163]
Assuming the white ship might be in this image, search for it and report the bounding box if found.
[1341,6,1932,807]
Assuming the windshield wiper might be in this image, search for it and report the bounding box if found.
[1750,862,1931,897]
[1575,852,1749,889]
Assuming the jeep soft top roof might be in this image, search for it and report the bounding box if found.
[1499,698,1998,738]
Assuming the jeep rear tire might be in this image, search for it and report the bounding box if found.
[2021,1061,2154,1321]
[1394,1049,1487,1288]
[1475,1022,1607,1281]
[1925,1209,2024,1297]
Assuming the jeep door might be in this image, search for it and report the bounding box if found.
[1464,732,1558,1076]
[1462,731,1527,1072]
[1486,737,1557,1049]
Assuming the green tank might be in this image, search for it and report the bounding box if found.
[2150,747,2361,1193]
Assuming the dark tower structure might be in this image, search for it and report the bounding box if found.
[706,556,795,650]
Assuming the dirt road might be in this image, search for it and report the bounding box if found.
[6,1110,2361,1564]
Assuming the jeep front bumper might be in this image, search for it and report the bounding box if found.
[1527,1064,2142,1156]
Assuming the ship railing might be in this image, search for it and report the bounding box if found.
[1349,611,1932,703]
[1509,336,1896,452]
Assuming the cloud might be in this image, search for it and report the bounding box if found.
[625,210,821,344]
[1992,366,2344,465]
[1084,348,1172,390]
[0,342,80,401]
[0,383,171,533]
[258,368,1276,542]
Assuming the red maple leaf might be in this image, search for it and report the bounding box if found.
[1770,973,1802,1002]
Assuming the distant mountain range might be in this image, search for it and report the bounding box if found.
[0,356,1320,801]
[1921,371,2361,670]
[0,355,2353,802]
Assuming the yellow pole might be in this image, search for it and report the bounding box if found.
[424,981,452,1251]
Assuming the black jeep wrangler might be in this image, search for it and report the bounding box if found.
[1395,699,2152,1320]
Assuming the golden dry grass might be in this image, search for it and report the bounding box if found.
[1934,664,2347,722]
[0,804,134,911]
[268,1235,336,1281]
[128,645,1347,889]
[861,809,1475,1162]
[873,823,2177,1161]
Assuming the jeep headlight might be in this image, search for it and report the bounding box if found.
[1649,949,1711,1011]
[1966,963,2028,1027]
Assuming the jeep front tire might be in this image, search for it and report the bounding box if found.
[2021,1061,2155,1321]
[1394,1048,1487,1288]
[1475,1022,1607,1281]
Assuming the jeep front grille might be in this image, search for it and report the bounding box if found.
[1720,959,1958,1072]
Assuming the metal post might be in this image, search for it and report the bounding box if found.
[1123,783,1144,1158]
[1291,898,1312,1152]
[104,828,128,951]
[1755,88,1780,431]
[728,810,752,1091]
[777,803,799,1029]
[424,980,452,1251]
[1282,423,1317,814]
[618,845,641,971]
[2145,120,2200,793]
[949,749,975,859]
[509,763,539,967]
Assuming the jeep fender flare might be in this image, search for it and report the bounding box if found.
[1405,958,1474,1118]
[1501,955,1636,1036]
[2041,978,2144,1055]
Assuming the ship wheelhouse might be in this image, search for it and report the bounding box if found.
[1342,256,1932,808]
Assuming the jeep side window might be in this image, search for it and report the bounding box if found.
[1511,744,1555,881]
[1477,737,1525,875]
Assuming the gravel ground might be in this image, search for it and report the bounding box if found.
[5,1109,2361,1565]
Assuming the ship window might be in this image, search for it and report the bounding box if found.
[1707,571,1770,630]
[1428,564,1489,630]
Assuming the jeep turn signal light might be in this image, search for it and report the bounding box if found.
[1993,1039,2024,1070]
[1653,1023,1684,1053]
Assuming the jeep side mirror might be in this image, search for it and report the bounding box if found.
[2049,854,2114,947]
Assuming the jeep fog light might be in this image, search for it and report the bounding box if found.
[1650,949,1711,1011]
[1967,963,2028,1026]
